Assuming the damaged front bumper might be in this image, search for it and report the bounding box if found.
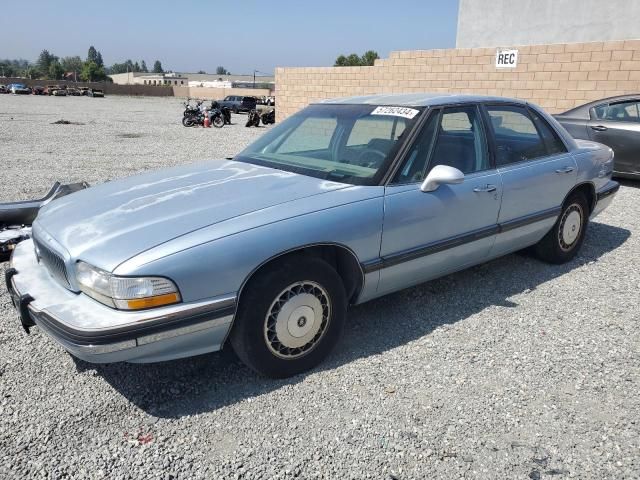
[1,182,89,260]
[6,240,235,363]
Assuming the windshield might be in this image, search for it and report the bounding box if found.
[234,104,423,185]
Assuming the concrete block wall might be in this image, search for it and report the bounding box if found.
[275,39,640,120]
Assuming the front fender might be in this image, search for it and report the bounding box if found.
[115,196,384,303]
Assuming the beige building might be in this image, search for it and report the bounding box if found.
[109,72,188,86]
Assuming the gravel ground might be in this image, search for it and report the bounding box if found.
[0,95,639,480]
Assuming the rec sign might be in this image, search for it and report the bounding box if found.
[495,49,518,68]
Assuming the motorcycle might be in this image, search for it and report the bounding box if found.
[246,109,261,127]
[182,99,203,127]
[261,109,276,125]
[182,100,225,128]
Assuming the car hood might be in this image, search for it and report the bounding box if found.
[34,159,350,271]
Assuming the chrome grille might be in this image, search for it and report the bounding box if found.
[33,237,70,288]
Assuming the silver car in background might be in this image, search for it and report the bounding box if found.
[6,94,619,378]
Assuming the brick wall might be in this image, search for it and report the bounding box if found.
[276,39,640,120]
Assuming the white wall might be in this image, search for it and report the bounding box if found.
[457,0,640,48]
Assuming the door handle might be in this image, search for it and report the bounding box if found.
[590,125,608,131]
[473,184,497,193]
[555,166,575,174]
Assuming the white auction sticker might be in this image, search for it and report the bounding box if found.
[371,106,420,119]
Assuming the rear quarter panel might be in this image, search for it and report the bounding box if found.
[572,140,615,194]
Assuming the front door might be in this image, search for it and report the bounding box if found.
[588,99,640,177]
[377,105,502,296]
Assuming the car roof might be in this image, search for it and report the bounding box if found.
[559,94,640,117]
[317,93,528,107]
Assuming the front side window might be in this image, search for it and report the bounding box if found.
[393,105,489,184]
[236,104,422,185]
[593,101,640,122]
[485,105,548,166]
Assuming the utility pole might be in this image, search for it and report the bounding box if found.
[253,70,256,88]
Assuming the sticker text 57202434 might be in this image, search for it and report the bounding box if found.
[371,106,420,119]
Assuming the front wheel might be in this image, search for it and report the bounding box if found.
[212,115,224,128]
[229,256,347,378]
[182,116,195,127]
[533,192,589,264]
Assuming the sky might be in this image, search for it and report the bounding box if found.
[0,0,459,75]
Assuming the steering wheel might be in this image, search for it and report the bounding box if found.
[355,148,387,168]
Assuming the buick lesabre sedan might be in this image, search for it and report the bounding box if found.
[6,94,619,378]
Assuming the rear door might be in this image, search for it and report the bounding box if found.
[377,105,502,295]
[588,100,640,176]
[483,104,577,257]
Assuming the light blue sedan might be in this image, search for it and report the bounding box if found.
[6,94,619,378]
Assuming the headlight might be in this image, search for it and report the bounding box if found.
[75,262,181,310]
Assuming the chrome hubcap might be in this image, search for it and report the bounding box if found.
[264,281,331,359]
[559,204,583,251]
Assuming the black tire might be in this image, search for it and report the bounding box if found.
[533,191,589,264]
[229,256,347,378]
[212,115,224,128]
[182,116,195,127]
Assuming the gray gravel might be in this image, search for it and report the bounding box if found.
[1,95,639,479]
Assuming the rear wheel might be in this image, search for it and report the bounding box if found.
[213,115,224,128]
[533,192,589,264]
[230,256,347,378]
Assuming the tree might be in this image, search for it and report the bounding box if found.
[80,60,106,82]
[197,70,206,74]
[140,60,148,73]
[361,50,379,66]
[60,56,83,74]
[347,54,362,66]
[334,50,380,67]
[96,51,104,68]
[152,60,163,73]
[37,50,58,73]
[24,66,41,79]
[216,66,228,75]
[133,61,140,72]
[87,46,99,64]
[334,55,348,67]
[0,58,32,77]
[48,61,65,80]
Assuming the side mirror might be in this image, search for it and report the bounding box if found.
[420,165,465,192]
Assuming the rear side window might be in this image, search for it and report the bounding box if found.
[530,111,567,156]
[593,101,640,122]
[485,105,548,166]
